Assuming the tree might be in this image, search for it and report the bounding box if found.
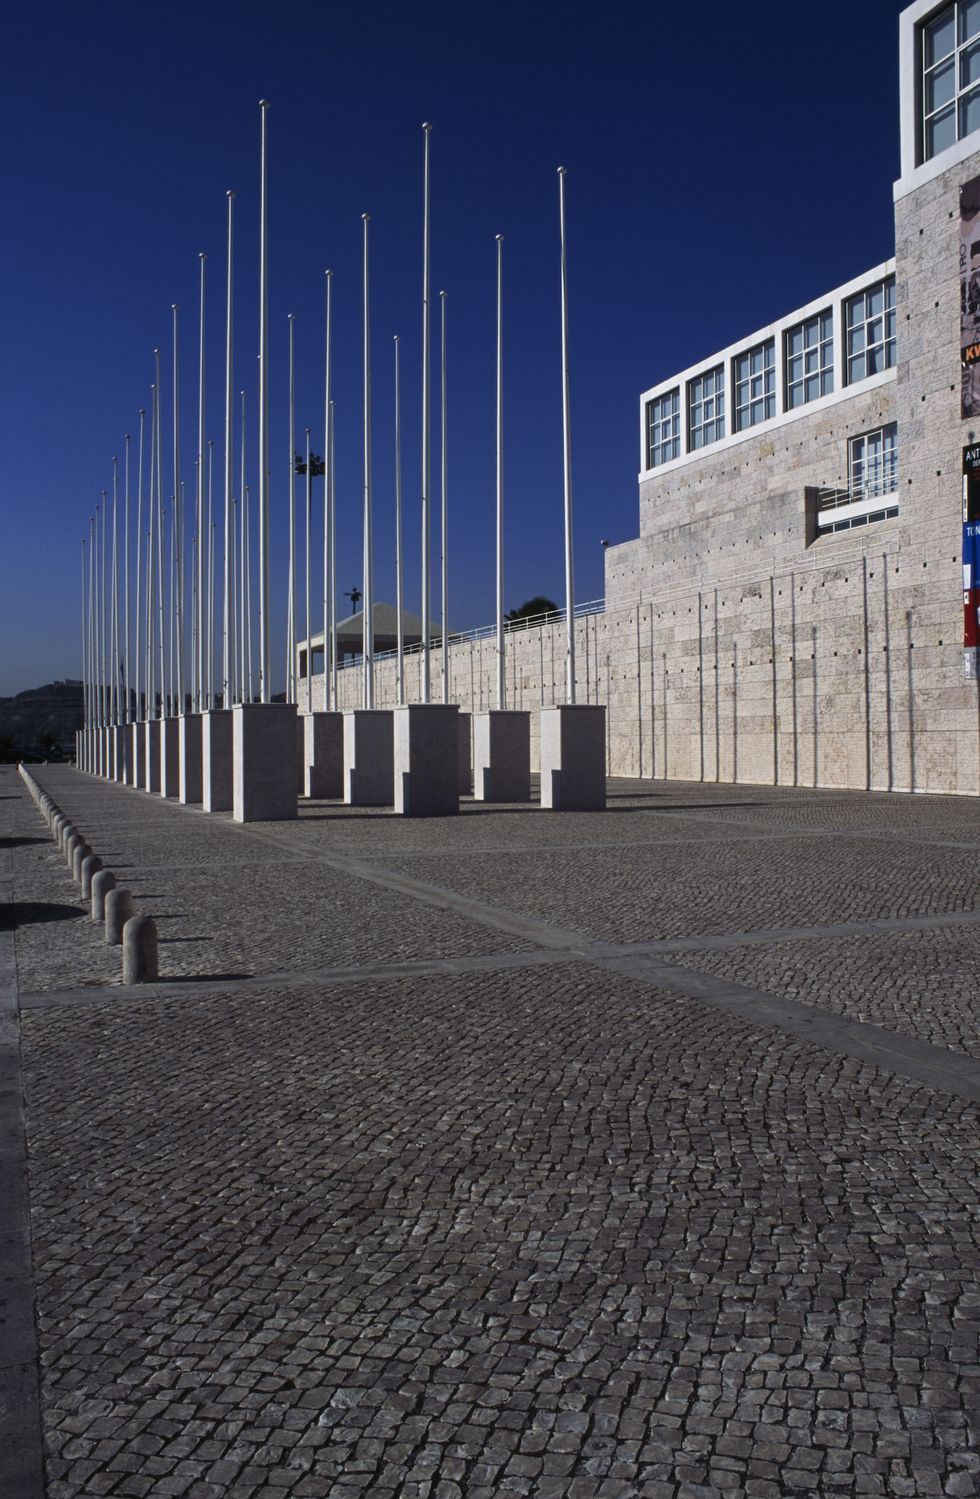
[506,596,559,624]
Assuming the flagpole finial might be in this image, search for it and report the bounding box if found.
[172,304,179,312]
[496,233,504,242]
[259,98,269,109]
[362,212,370,222]
[557,165,566,175]
[199,251,207,261]
[422,121,432,131]
[227,189,235,199]
[139,408,145,416]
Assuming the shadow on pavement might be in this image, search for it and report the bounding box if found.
[0,902,85,930]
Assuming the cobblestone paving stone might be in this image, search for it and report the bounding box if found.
[5,765,980,1498]
[670,929,980,1061]
[21,971,980,1499]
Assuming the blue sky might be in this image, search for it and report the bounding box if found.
[0,0,903,695]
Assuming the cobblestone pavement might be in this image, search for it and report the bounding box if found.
[3,764,979,1498]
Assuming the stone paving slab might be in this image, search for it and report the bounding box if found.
[6,763,980,1498]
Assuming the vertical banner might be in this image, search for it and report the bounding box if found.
[960,175,980,418]
[962,444,980,679]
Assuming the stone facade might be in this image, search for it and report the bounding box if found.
[306,132,980,797]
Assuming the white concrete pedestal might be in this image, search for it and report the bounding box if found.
[159,717,181,798]
[95,727,106,777]
[112,725,128,783]
[143,720,161,792]
[458,712,472,795]
[202,710,234,812]
[178,713,204,804]
[233,702,299,822]
[296,716,307,793]
[393,704,460,817]
[131,723,146,788]
[304,712,344,799]
[344,710,394,805]
[473,710,532,802]
[539,704,606,810]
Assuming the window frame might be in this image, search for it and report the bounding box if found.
[733,338,776,432]
[921,1,980,162]
[646,387,681,468]
[844,277,897,386]
[687,364,726,451]
[784,309,835,410]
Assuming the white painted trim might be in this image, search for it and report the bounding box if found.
[895,0,980,197]
[817,490,900,526]
[637,369,896,484]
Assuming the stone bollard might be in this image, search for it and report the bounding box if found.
[122,915,158,984]
[104,888,134,945]
[72,842,93,883]
[80,853,102,898]
[65,831,83,867]
[91,868,116,922]
[52,815,66,845]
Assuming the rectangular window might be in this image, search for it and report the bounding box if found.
[785,310,834,408]
[733,339,775,431]
[845,278,896,384]
[646,388,680,468]
[849,422,899,501]
[922,1,980,161]
[687,365,725,449]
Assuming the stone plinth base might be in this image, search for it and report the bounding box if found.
[304,712,344,799]
[473,710,531,802]
[95,727,106,778]
[458,712,472,795]
[143,720,161,792]
[178,713,204,804]
[233,702,299,823]
[202,710,234,812]
[112,725,128,783]
[393,704,459,817]
[159,717,181,798]
[344,710,394,805]
[539,704,606,810]
[131,723,146,788]
[296,716,307,792]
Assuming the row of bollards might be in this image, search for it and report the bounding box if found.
[18,765,159,984]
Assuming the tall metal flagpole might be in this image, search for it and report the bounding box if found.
[304,427,312,714]
[112,457,120,725]
[82,539,88,737]
[89,516,96,729]
[287,313,296,702]
[231,495,238,704]
[147,381,157,720]
[420,122,432,704]
[240,389,248,701]
[329,404,336,713]
[496,235,505,710]
[558,167,576,705]
[244,482,253,701]
[135,410,145,720]
[196,253,207,712]
[440,290,448,703]
[394,334,404,706]
[362,213,374,710]
[223,191,235,710]
[124,435,131,722]
[155,355,167,717]
[172,306,183,714]
[323,271,332,711]
[100,492,107,725]
[207,441,215,708]
[258,99,271,702]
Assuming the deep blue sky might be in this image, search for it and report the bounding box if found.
[1,0,903,696]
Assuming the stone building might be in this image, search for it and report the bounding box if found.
[320,0,980,796]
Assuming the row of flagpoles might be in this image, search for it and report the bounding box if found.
[80,108,579,735]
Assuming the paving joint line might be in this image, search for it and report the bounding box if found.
[30,769,980,1104]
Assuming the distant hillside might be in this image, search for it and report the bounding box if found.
[0,680,83,761]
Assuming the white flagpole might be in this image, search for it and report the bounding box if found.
[231,495,238,704]
[196,253,207,711]
[304,427,312,714]
[89,515,96,728]
[135,409,145,720]
[155,356,166,716]
[421,122,432,704]
[329,402,336,713]
[207,440,215,708]
[240,389,248,701]
[362,213,374,710]
[258,99,271,703]
[82,538,88,734]
[190,528,198,711]
[223,191,235,710]
[245,481,253,701]
[147,381,157,720]
[394,334,404,706]
[171,306,183,714]
[124,434,131,722]
[440,289,448,704]
[100,492,107,725]
[287,312,296,703]
[558,167,576,705]
[112,457,120,725]
[323,271,332,711]
[496,234,505,711]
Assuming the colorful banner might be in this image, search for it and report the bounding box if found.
[960,176,980,418]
